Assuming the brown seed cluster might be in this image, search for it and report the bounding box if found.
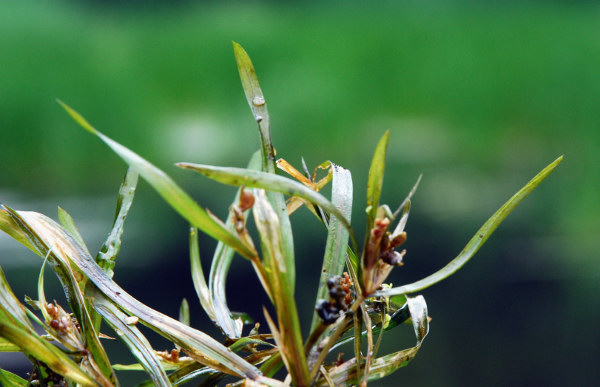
[362,210,410,295]
[380,229,407,266]
[45,302,75,334]
[316,273,353,325]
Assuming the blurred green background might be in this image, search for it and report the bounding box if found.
[1,0,598,385]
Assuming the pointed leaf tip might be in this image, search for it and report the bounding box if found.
[57,100,97,135]
[366,130,391,225]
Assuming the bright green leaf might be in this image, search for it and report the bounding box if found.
[0,369,28,386]
[365,131,389,230]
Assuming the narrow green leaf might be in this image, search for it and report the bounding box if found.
[36,253,51,323]
[232,43,297,294]
[0,337,21,352]
[113,359,192,372]
[365,131,390,230]
[253,189,310,386]
[57,100,257,261]
[207,151,262,339]
[96,167,139,278]
[189,227,216,321]
[0,266,32,329]
[311,163,353,331]
[179,298,190,326]
[0,208,36,255]
[232,42,274,174]
[177,162,357,251]
[92,289,171,387]
[57,207,91,257]
[207,237,243,338]
[0,369,28,386]
[375,156,563,297]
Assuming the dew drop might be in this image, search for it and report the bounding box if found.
[125,316,139,325]
[255,115,263,123]
[252,96,265,106]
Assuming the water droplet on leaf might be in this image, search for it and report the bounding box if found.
[252,96,265,106]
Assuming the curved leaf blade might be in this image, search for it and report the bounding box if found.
[92,289,171,387]
[375,156,563,297]
[207,151,262,339]
[189,227,216,321]
[0,369,28,387]
[177,162,357,250]
[233,43,296,292]
[57,100,257,260]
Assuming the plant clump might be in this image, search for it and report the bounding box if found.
[0,43,561,386]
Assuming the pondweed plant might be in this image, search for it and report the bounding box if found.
[0,43,561,387]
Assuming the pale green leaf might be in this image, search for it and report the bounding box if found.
[253,189,310,386]
[93,288,171,387]
[189,227,215,322]
[311,163,352,331]
[0,337,21,352]
[0,266,32,329]
[179,298,190,326]
[96,167,139,278]
[233,43,296,293]
[207,151,262,339]
[4,207,117,385]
